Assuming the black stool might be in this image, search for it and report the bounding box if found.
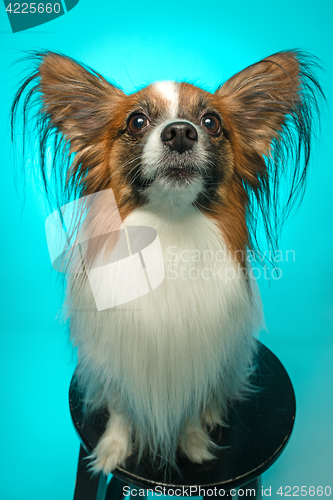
[70,342,296,500]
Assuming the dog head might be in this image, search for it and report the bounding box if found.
[12,50,323,258]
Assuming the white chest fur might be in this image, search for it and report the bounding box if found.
[69,205,261,455]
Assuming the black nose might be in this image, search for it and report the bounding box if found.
[161,122,198,154]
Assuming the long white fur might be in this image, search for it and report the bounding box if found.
[68,204,262,469]
[67,85,263,472]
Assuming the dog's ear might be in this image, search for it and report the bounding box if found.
[38,52,123,150]
[215,51,324,255]
[216,51,304,186]
[11,52,124,206]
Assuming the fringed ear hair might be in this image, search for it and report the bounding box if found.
[216,50,325,259]
[11,51,124,209]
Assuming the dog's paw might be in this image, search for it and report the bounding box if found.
[179,424,216,464]
[202,406,223,429]
[89,434,131,475]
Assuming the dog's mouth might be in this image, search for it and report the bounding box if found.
[161,165,200,181]
[134,166,200,189]
[136,151,203,189]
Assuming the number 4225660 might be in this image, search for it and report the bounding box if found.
[6,3,61,14]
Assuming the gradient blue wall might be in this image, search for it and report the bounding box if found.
[0,1,332,499]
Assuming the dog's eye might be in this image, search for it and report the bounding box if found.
[201,114,221,136]
[127,113,149,135]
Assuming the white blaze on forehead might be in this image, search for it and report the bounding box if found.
[142,80,208,205]
[153,81,179,119]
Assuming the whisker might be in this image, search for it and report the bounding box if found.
[100,156,143,188]
[194,201,220,215]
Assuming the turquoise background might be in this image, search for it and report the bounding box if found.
[0,1,332,499]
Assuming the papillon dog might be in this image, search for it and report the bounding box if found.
[11,50,323,475]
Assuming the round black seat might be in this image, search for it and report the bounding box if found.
[70,342,296,500]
